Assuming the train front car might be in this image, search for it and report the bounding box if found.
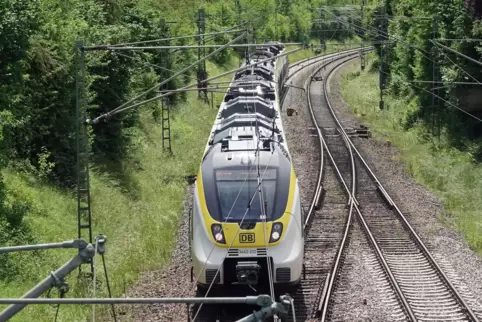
[191,43,304,294]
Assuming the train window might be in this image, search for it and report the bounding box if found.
[215,169,277,222]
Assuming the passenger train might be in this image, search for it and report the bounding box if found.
[190,42,304,293]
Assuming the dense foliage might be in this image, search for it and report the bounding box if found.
[364,0,482,159]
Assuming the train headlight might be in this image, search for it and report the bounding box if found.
[211,224,226,244]
[269,222,283,243]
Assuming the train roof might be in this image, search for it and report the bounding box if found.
[202,44,289,166]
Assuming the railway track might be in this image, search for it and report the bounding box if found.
[306,52,482,322]
[191,48,366,322]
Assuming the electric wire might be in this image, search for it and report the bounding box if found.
[89,24,246,48]
[379,68,482,122]
[431,40,482,68]
[327,9,482,122]
[54,304,60,322]
[97,47,304,121]
[91,32,247,124]
[325,8,437,65]
[432,41,482,85]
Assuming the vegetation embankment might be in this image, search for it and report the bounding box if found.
[362,0,482,161]
[340,54,482,254]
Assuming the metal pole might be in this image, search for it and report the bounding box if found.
[379,1,386,110]
[0,244,95,321]
[197,8,207,99]
[275,0,278,41]
[85,29,244,49]
[76,41,94,275]
[360,0,366,71]
[432,16,440,138]
[235,0,241,25]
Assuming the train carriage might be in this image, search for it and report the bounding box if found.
[190,43,304,292]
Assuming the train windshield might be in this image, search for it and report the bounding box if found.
[215,169,277,222]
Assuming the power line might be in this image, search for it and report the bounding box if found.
[97,43,303,51]
[90,32,247,124]
[84,27,246,50]
[432,40,482,68]
[95,46,304,120]
[379,68,482,123]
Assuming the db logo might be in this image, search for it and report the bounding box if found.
[239,233,255,243]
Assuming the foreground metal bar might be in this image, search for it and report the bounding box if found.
[0,240,86,254]
[0,244,95,322]
[0,294,293,322]
[0,296,264,305]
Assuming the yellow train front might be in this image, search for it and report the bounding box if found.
[190,43,304,293]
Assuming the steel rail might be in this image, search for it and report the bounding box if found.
[323,56,480,322]
[262,47,370,321]
[312,55,416,322]
[287,47,374,82]
[287,48,359,79]
[302,51,359,321]
[302,50,362,230]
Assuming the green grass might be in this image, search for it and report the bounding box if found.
[339,54,482,254]
[0,56,239,321]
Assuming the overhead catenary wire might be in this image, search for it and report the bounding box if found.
[98,47,305,121]
[326,8,482,121]
[378,68,482,122]
[329,9,482,122]
[324,8,437,65]
[85,26,247,50]
[432,40,482,68]
[90,32,247,124]
[102,43,303,51]
[434,46,482,85]
[113,29,242,78]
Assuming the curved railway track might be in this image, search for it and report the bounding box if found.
[307,53,482,322]
[192,46,481,322]
[192,48,365,322]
